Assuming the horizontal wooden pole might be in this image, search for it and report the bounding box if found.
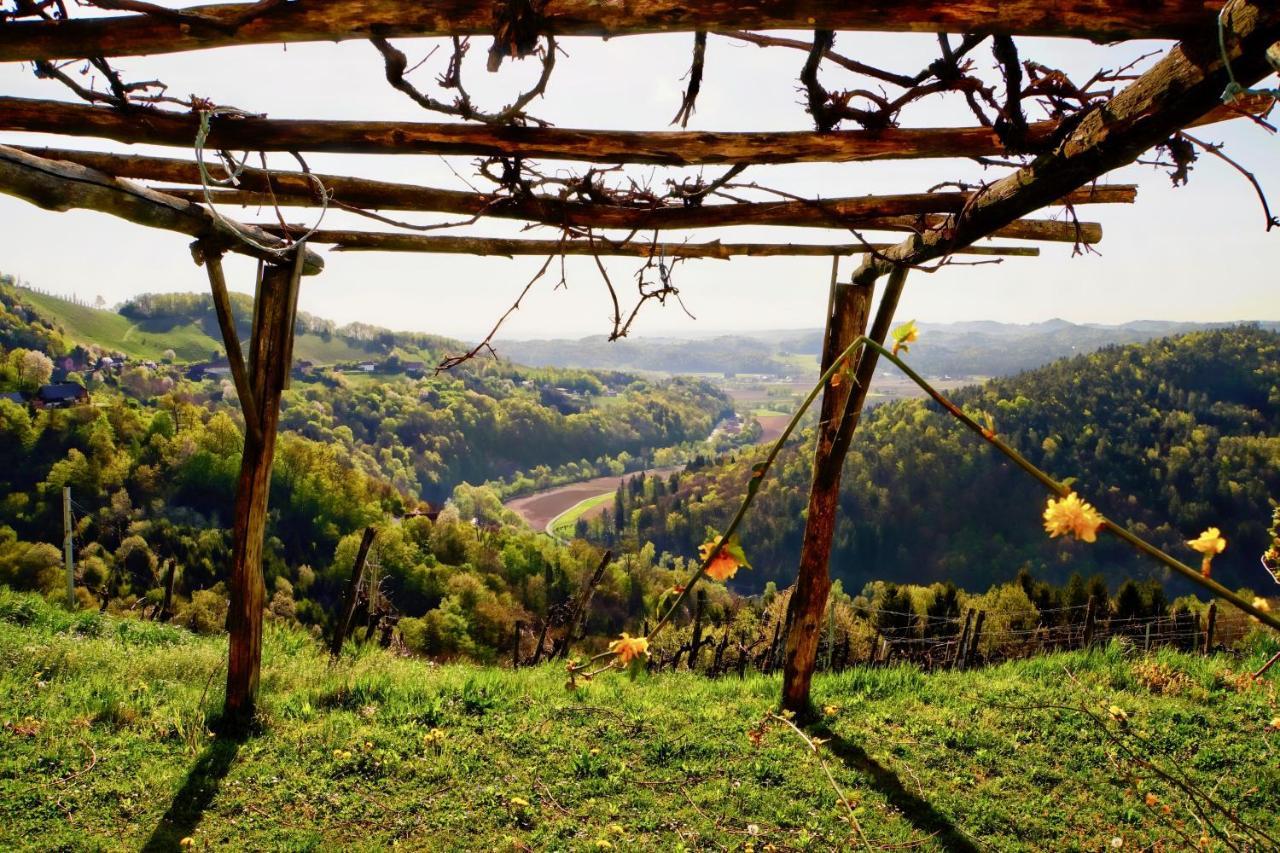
[226,195,1102,243]
[0,97,1259,168]
[0,0,1230,62]
[15,147,1136,234]
[852,0,1280,280]
[255,228,1042,258]
[0,145,323,274]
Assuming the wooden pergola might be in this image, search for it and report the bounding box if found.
[1,0,1277,723]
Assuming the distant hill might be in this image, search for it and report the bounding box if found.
[591,326,1280,595]
[501,319,1280,379]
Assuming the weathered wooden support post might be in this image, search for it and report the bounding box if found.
[214,244,307,727]
[688,588,706,671]
[782,257,909,713]
[331,526,377,658]
[1203,601,1217,655]
[512,620,524,669]
[1143,621,1152,653]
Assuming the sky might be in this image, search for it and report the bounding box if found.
[0,27,1277,341]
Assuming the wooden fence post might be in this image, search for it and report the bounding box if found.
[1082,595,1098,649]
[712,629,729,676]
[1202,601,1217,654]
[557,550,612,660]
[953,608,973,669]
[531,619,549,665]
[1143,621,1152,653]
[330,526,377,658]
[223,250,305,726]
[689,588,706,671]
[963,611,986,670]
[158,559,177,622]
[512,620,524,669]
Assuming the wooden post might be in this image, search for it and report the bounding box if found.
[223,249,305,726]
[952,609,973,670]
[62,485,75,609]
[1082,595,1098,649]
[512,620,524,669]
[159,559,177,622]
[963,611,986,670]
[1203,601,1217,655]
[764,622,782,674]
[688,588,706,671]
[738,644,750,679]
[558,550,612,660]
[330,526,377,658]
[781,259,894,713]
[1143,621,1152,653]
[712,629,729,676]
[531,619,550,665]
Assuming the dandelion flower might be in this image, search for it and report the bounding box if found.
[608,632,649,665]
[509,797,530,808]
[1187,527,1226,576]
[1043,493,1104,543]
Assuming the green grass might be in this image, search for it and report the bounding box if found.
[2,588,1278,852]
[549,492,613,539]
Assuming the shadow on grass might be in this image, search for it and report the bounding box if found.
[807,722,980,853]
[141,734,242,852]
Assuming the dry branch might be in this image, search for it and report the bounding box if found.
[0,0,1232,62]
[0,144,323,273]
[253,230,1042,258]
[0,97,1261,168]
[849,0,1280,283]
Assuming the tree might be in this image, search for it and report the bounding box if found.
[11,348,52,389]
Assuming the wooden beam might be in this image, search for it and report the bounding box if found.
[782,269,876,712]
[223,256,299,727]
[850,0,1280,284]
[0,144,324,274]
[165,189,1106,243]
[0,97,1260,168]
[254,229,1041,258]
[14,147,1137,234]
[783,263,908,713]
[0,0,1231,62]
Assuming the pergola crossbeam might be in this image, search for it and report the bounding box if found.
[0,144,324,274]
[0,97,1261,168]
[0,0,1231,63]
[254,230,1042,258]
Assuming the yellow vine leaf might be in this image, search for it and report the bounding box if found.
[891,319,919,356]
[699,533,752,582]
[608,632,649,666]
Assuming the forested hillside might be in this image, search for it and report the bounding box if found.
[591,327,1280,594]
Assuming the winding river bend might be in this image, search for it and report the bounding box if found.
[503,414,789,534]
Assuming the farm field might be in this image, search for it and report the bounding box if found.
[2,591,1277,851]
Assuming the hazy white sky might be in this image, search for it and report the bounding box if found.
[0,29,1276,340]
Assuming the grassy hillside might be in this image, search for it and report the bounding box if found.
[3,590,1277,851]
[7,285,392,364]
